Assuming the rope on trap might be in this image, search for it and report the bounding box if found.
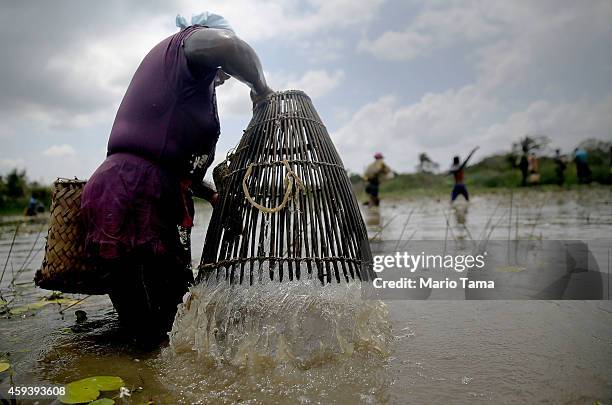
[242,160,305,213]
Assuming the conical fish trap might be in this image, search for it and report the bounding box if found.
[199,90,373,285]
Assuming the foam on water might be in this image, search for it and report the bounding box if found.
[158,278,393,404]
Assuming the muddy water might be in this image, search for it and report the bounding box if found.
[1,188,611,404]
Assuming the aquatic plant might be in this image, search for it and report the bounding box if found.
[58,376,124,404]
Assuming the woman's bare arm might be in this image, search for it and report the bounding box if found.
[191,179,219,207]
[184,28,273,101]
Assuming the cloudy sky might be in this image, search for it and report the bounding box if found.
[1,0,611,182]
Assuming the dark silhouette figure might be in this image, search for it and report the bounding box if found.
[527,153,540,185]
[553,149,567,186]
[609,146,612,182]
[363,153,392,207]
[24,193,44,216]
[449,147,478,202]
[514,136,549,186]
[574,148,591,184]
[25,195,38,216]
[415,152,439,173]
[518,146,529,187]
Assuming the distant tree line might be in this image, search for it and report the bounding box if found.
[0,169,52,214]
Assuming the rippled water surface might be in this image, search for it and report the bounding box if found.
[1,188,611,404]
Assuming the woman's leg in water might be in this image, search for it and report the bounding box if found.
[107,249,192,343]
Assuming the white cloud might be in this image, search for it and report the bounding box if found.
[482,96,612,152]
[332,87,497,171]
[216,79,253,119]
[358,31,432,61]
[0,158,26,171]
[31,16,172,130]
[284,69,345,98]
[296,38,346,63]
[176,0,385,41]
[3,1,612,184]
[217,68,346,120]
[358,0,506,61]
[358,0,612,92]
[341,1,612,173]
[333,88,612,173]
[43,144,77,158]
[475,2,612,91]
[8,0,361,130]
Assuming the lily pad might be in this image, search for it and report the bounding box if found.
[0,362,10,373]
[58,376,125,404]
[88,399,115,405]
[10,297,79,315]
[59,381,99,404]
[495,266,526,273]
[78,376,124,391]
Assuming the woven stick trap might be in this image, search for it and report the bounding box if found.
[199,90,373,285]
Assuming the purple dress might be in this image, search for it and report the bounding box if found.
[82,26,219,260]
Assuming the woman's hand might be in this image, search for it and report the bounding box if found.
[191,180,218,205]
[210,192,220,207]
[250,87,274,108]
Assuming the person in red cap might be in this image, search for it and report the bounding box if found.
[363,153,392,206]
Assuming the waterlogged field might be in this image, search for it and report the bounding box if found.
[0,187,611,404]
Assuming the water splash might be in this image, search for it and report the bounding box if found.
[168,278,391,367]
[159,279,393,404]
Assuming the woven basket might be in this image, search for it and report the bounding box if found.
[35,178,109,294]
[199,90,374,285]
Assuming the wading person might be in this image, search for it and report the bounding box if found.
[517,146,529,187]
[553,149,567,186]
[448,147,478,202]
[574,147,591,184]
[25,194,42,216]
[527,152,540,185]
[81,12,273,343]
[363,153,392,207]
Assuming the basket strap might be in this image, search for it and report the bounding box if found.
[242,160,305,213]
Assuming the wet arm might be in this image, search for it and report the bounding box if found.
[459,147,480,171]
[190,152,218,205]
[184,29,272,98]
[191,180,217,203]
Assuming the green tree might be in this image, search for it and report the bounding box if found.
[5,169,27,199]
[416,153,440,173]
